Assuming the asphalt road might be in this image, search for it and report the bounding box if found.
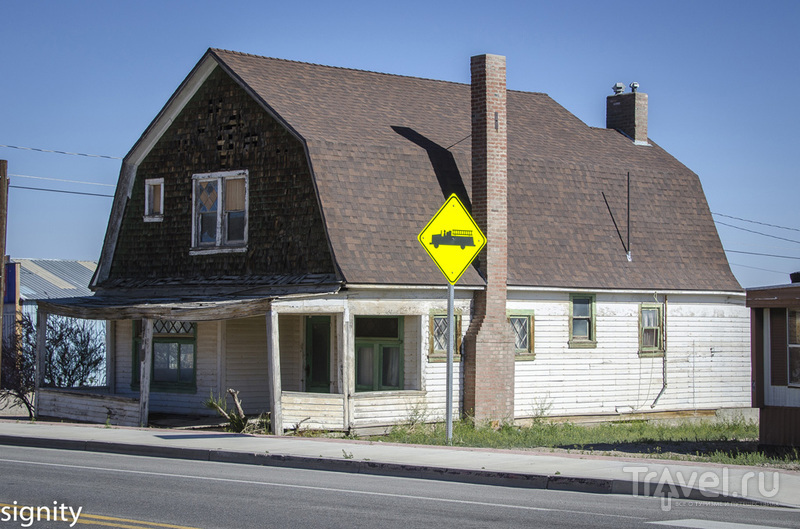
[0,446,797,529]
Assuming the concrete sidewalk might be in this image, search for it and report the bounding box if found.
[0,419,797,509]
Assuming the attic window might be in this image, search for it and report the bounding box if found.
[190,170,248,255]
[144,178,164,222]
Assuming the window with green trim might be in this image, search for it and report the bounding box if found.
[569,294,596,348]
[355,316,404,391]
[133,320,197,392]
[639,303,665,356]
[429,312,461,361]
[509,314,534,358]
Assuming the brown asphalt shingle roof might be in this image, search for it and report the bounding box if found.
[211,48,741,292]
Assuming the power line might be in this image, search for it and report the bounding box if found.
[9,185,114,198]
[725,249,800,260]
[10,173,115,188]
[712,212,800,233]
[728,262,790,275]
[715,220,800,245]
[0,143,122,160]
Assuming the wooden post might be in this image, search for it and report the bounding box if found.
[34,310,48,418]
[105,321,116,394]
[139,318,153,427]
[0,160,8,376]
[341,307,354,431]
[265,309,282,434]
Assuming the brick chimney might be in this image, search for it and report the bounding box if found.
[463,54,515,423]
[607,82,648,145]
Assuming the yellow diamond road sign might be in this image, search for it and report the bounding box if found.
[418,194,486,284]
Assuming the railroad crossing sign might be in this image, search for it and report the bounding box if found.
[418,194,486,284]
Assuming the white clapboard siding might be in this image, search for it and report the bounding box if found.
[351,391,427,427]
[282,391,346,430]
[38,388,140,427]
[279,315,303,392]
[512,295,750,419]
[225,317,269,414]
[423,361,463,422]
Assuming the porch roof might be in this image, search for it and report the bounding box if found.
[36,287,340,321]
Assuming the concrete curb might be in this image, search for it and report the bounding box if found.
[0,434,788,508]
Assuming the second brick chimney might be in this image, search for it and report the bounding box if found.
[607,82,649,145]
[463,54,515,423]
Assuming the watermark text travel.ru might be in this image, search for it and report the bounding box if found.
[0,501,82,528]
[623,466,780,511]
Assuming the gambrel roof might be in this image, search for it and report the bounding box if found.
[95,49,741,293]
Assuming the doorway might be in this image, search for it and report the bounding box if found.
[305,316,331,393]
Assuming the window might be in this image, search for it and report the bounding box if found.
[355,316,404,391]
[569,294,596,348]
[509,313,534,358]
[639,303,665,356]
[144,178,164,221]
[790,309,800,386]
[429,312,461,361]
[191,170,248,253]
[133,320,196,391]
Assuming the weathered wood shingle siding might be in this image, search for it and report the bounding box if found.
[107,66,334,281]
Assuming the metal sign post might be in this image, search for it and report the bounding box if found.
[446,282,454,442]
[417,194,486,444]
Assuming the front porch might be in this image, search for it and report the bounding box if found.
[33,293,447,434]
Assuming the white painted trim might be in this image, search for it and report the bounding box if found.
[189,247,247,256]
[143,177,164,222]
[128,58,219,167]
[190,169,249,252]
[345,284,483,291]
[508,285,745,297]
[344,284,744,297]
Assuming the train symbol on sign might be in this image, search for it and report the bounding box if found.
[430,229,475,249]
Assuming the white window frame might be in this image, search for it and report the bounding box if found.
[190,170,249,255]
[143,178,164,222]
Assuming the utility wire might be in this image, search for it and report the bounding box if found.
[715,220,800,245]
[728,262,790,275]
[10,173,115,188]
[9,185,114,198]
[725,249,800,260]
[712,212,800,233]
[0,143,122,160]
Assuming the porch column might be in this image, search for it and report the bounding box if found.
[266,309,282,434]
[33,309,48,418]
[106,321,116,393]
[340,307,354,430]
[139,318,153,427]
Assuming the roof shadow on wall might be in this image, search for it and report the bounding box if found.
[391,126,472,212]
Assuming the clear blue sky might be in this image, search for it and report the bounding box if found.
[2,0,798,288]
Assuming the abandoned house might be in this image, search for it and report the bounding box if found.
[35,49,751,432]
